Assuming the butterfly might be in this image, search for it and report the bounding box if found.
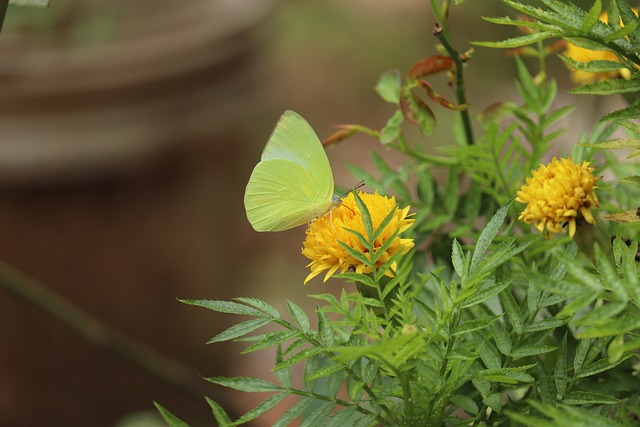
[244,110,341,232]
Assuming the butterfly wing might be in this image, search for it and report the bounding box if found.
[244,111,335,232]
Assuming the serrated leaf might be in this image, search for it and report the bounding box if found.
[324,407,358,427]
[234,393,288,425]
[582,0,602,32]
[273,397,314,427]
[471,202,511,271]
[483,392,503,413]
[275,347,323,371]
[558,54,623,73]
[499,289,524,335]
[207,376,283,393]
[576,354,632,378]
[453,315,502,336]
[569,78,640,95]
[180,299,264,317]
[241,330,299,354]
[234,297,281,318]
[554,334,568,397]
[208,318,271,344]
[300,401,334,427]
[479,365,536,384]
[305,363,344,382]
[562,391,619,405]
[452,239,466,278]
[375,69,401,104]
[451,394,479,415]
[205,398,233,427]
[287,300,310,333]
[600,104,640,121]
[621,176,640,187]
[317,309,334,347]
[524,317,571,332]
[573,338,591,374]
[154,402,192,427]
[510,345,557,359]
[460,277,515,308]
[578,309,640,338]
[473,31,556,48]
[581,139,640,150]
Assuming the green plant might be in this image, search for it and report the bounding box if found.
[158,1,640,425]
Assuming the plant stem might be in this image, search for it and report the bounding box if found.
[0,0,7,35]
[0,259,209,402]
[433,23,475,146]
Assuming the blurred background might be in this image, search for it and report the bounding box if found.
[0,0,606,426]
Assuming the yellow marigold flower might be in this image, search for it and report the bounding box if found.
[563,10,637,83]
[516,157,599,239]
[301,191,414,284]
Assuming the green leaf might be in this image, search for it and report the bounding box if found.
[558,54,623,73]
[453,315,502,336]
[569,79,640,95]
[562,391,619,405]
[317,309,334,347]
[510,345,557,359]
[207,318,271,344]
[287,300,310,333]
[582,0,602,32]
[524,317,571,332]
[600,105,640,121]
[304,363,345,382]
[234,393,288,425]
[300,401,334,427]
[451,394,479,415]
[375,70,401,104]
[573,338,591,375]
[499,289,524,335]
[452,239,466,278]
[621,175,640,187]
[581,139,640,150]
[576,354,633,378]
[205,398,233,427]
[483,392,503,413]
[273,398,314,427]
[324,407,358,427]
[275,347,323,371]
[478,365,536,384]
[241,331,299,354]
[234,297,282,318]
[460,277,515,308]
[578,309,640,338]
[275,346,292,388]
[473,32,557,48]
[207,376,283,393]
[379,109,404,144]
[470,202,511,271]
[603,20,638,42]
[180,299,264,317]
[401,89,436,137]
[554,334,568,397]
[154,402,192,427]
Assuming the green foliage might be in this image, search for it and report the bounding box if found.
[158,0,640,425]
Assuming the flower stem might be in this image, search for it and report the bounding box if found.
[433,22,474,146]
[0,0,7,35]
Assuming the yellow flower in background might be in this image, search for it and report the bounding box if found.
[516,157,599,239]
[563,10,637,84]
[302,191,414,284]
